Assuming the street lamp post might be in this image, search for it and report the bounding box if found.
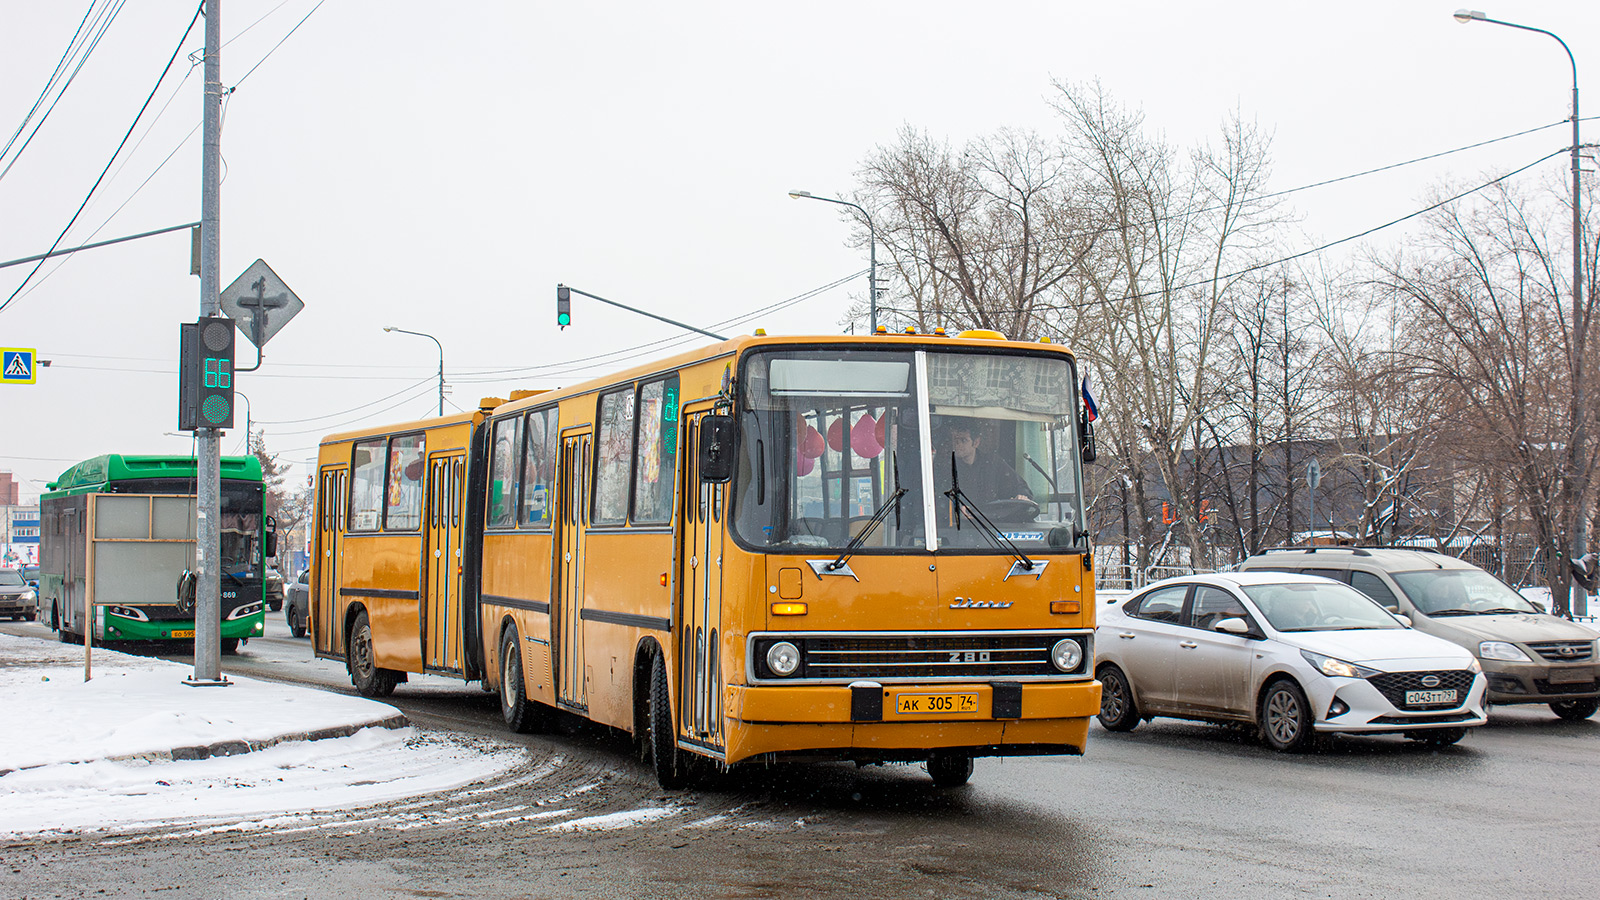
[789,190,880,332]
[383,326,445,417]
[1454,9,1587,614]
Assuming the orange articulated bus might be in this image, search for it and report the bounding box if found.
[311,331,1101,787]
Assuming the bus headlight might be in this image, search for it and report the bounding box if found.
[227,602,264,621]
[1050,638,1083,672]
[766,641,801,677]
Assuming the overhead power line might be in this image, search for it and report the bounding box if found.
[1069,149,1566,310]
[0,1,126,181]
[0,3,203,317]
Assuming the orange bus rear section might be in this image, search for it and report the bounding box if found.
[310,333,1101,782]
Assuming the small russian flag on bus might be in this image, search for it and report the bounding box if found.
[1081,377,1098,422]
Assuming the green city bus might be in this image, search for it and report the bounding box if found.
[38,454,273,652]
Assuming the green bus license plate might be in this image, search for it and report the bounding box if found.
[1405,689,1456,705]
[896,692,979,715]
[170,629,195,639]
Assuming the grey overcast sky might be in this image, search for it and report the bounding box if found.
[2,1,1596,502]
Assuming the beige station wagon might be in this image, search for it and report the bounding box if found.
[1239,548,1600,720]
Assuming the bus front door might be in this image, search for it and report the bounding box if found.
[553,431,591,711]
[423,452,465,673]
[677,411,725,751]
[314,467,347,656]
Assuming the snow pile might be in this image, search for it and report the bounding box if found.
[0,634,522,837]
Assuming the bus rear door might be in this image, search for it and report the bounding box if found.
[314,466,347,655]
[553,430,591,711]
[424,452,466,672]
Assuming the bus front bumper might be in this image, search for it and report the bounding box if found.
[723,679,1101,764]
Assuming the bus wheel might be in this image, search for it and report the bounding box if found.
[648,652,692,790]
[220,638,240,655]
[927,752,974,788]
[348,610,398,698]
[499,625,544,733]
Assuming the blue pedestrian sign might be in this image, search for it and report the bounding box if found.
[1,347,36,384]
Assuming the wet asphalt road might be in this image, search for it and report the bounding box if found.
[3,615,1596,899]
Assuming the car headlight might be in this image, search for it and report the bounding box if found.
[23,590,36,602]
[766,641,801,676]
[1050,638,1084,672]
[1478,641,1531,662]
[1302,649,1381,679]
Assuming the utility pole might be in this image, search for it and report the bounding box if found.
[188,0,226,687]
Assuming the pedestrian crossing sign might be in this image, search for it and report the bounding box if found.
[2,347,37,384]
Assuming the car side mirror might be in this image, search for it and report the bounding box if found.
[1394,614,1412,628]
[1214,617,1250,635]
[263,515,278,559]
[698,414,738,483]
[1079,413,1097,464]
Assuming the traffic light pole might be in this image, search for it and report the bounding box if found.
[188,0,226,687]
[556,284,727,341]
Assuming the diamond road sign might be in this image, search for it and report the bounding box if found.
[2,347,37,384]
[219,259,303,348]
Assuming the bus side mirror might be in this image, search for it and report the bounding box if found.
[1079,413,1097,464]
[698,415,737,484]
[264,515,278,559]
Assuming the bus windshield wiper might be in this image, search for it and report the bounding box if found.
[944,454,1036,572]
[826,487,906,573]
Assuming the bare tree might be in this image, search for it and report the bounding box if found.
[1056,81,1282,566]
[1372,179,1600,615]
[855,125,1097,338]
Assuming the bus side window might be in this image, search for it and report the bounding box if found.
[350,440,386,532]
[594,389,635,525]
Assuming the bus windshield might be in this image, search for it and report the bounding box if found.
[732,347,1087,553]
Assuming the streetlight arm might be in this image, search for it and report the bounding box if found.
[789,190,881,331]
[383,326,446,416]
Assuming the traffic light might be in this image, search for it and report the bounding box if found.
[556,284,571,329]
[178,316,236,430]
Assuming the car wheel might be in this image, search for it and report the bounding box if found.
[499,625,545,733]
[1550,697,1600,721]
[1096,664,1141,732]
[287,602,306,638]
[348,610,398,697]
[648,650,692,790]
[1407,727,1468,746]
[927,752,974,788]
[1258,679,1315,753]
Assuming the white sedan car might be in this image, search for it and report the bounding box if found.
[1095,572,1487,751]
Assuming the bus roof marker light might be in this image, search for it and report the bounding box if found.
[754,328,767,336]
[874,325,888,334]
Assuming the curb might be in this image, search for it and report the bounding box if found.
[0,713,411,776]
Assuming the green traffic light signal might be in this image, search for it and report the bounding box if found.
[556,285,572,329]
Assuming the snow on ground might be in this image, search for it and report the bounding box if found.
[0,634,521,838]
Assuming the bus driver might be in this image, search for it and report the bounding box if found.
[942,421,1031,506]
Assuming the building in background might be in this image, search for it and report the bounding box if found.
[1,469,41,565]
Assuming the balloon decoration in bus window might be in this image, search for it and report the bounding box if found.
[488,416,521,529]
[385,433,427,531]
[349,439,387,532]
[521,408,556,528]
[632,377,679,525]
[594,389,635,525]
[793,406,891,521]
